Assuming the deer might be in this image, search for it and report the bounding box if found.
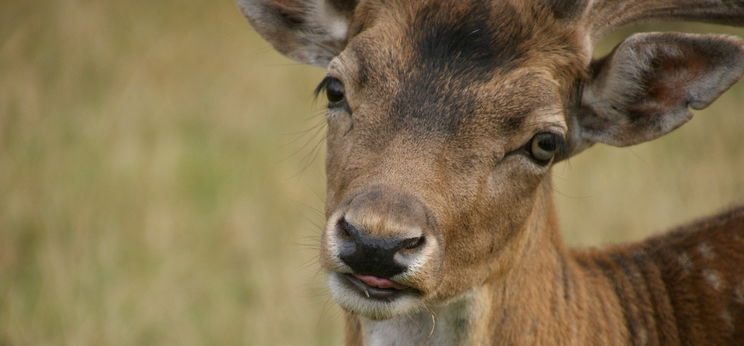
[236,0,744,344]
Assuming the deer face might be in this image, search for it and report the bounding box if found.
[238,0,744,320]
[317,3,584,319]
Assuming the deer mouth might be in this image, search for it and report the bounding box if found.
[327,271,428,319]
[340,273,419,301]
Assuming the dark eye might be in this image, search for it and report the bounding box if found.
[528,133,564,164]
[315,77,346,107]
[326,79,345,104]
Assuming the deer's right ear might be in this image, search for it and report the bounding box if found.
[570,33,744,154]
[237,0,358,67]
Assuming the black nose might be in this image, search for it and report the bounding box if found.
[337,218,425,278]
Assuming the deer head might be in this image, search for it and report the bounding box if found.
[237,0,744,321]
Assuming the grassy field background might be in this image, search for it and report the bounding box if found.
[1,1,743,345]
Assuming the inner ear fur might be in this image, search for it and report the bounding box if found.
[237,0,358,67]
[577,32,744,147]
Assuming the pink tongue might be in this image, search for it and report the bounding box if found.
[353,274,407,290]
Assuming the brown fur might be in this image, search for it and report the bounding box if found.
[236,0,744,344]
[341,191,744,345]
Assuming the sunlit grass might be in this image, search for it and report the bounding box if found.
[0,1,742,345]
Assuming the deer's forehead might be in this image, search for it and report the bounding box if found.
[332,0,575,136]
[353,0,534,70]
[404,0,529,78]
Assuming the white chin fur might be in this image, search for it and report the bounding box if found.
[328,273,423,320]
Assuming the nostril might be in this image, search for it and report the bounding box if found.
[401,236,426,250]
[336,217,354,241]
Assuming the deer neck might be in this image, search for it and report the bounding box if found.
[353,177,599,345]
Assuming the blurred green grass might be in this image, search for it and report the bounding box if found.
[0,1,742,345]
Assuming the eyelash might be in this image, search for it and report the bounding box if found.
[313,77,334,98]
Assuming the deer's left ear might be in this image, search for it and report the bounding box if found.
[572,33,744,151]
[237,0,358,67]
